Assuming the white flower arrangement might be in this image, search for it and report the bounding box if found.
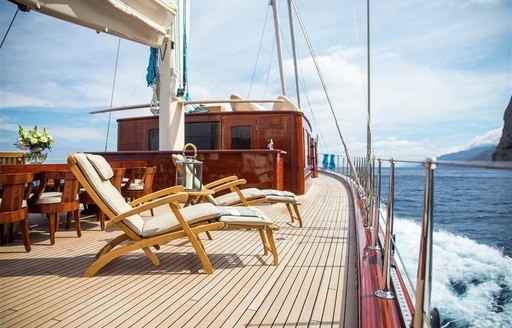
[16,125,54,151]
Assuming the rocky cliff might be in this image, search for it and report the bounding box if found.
[492,96,512,161]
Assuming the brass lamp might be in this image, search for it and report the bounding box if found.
[175,143,203,191]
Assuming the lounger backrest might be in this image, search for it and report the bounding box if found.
[71,153,145,235]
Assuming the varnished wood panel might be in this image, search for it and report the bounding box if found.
[116,111,316,194]
[96,150,287,194]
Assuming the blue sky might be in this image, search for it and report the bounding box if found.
[0,0,510,162]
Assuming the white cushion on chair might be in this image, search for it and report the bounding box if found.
[214,188,266,206]
[142,203,221,237]
[261,189,297,202]
[33,192,79,204]
[86,154,114,180]
[74,153,145,236]
[217,206,273,226]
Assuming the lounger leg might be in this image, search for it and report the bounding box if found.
[205,231,213,240]
[285,203,295,224]
[258,228,269,255]
[85,242,160,277]
[98,211,105,231]
[95,234,130,259]
[187,233,214,274]
[265,226,279,265]
[293,204,303,228]
[142,247,160,265]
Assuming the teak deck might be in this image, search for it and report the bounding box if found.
[0,173,357,327]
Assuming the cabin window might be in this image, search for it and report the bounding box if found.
[231,126,252,149]
[185,122,220,150]
[149,129,159,150]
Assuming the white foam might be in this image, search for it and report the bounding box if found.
[393,217,512,327]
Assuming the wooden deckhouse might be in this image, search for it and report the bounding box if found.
[114,107,318,195]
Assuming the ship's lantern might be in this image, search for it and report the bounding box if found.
[175,143,203,191]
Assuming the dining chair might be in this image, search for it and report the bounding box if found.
[28,171,81,245]
[0,172,33,252]
[121,166,157,215]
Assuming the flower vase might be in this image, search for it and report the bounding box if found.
[26,148,48,164]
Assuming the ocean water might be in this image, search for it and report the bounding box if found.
[375,167,512,327]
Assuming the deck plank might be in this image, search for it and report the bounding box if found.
[0,173,355,327]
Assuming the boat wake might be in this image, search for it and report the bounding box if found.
[393,218,512,328]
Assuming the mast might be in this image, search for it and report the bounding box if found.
[366,0,373,202]
[287,0,301,108]
[159,0,187,151]
[271,0,287,95]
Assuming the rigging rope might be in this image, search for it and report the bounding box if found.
[104,37,121,152]
[0,9,19,49]
[248,3,271,98]
[263,36,276,99]
[292,2,361,188]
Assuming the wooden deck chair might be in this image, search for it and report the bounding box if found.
[172,154,303,227]
[68,153,278,277]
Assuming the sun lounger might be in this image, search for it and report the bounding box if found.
[68,153,278,277]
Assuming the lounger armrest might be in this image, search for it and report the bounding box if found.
[203,176,239,189]
[128,185,185,207]
[107,192,188,227]
[210,179,247,193]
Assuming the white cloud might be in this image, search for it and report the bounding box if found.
[468,127,502,148]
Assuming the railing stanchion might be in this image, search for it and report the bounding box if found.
[366,157,375,229]
[375,158,395,299]
[413,158,437,327]
[369,158,381,250]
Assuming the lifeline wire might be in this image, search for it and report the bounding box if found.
[292,2,361,187]
[104,37,121,152]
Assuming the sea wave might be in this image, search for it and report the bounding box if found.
[393,218,512,328]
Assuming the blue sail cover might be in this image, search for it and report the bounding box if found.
[322,154,329,169]
[329,154,336,170]
[146,47,159,87]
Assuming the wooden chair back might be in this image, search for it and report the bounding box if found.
[0,172,34,251]
[28,171,81,245]
[0,152,25,165]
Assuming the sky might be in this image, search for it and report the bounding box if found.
[0,0,510,163]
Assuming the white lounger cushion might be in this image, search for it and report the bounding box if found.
[142,204,274,236]
[217,206,273,226]
[214,188,267,206]
[212,188,298,206]
[261,189,298,203]
[143,203,221,237]
[75,153,146,235]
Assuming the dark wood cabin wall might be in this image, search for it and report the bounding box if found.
[117,118,158,151]
[116,111,312,194]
